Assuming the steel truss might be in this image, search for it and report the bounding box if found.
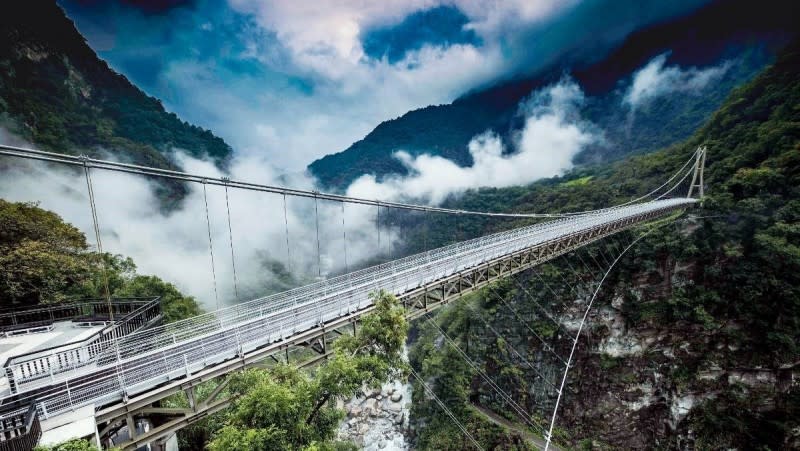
[95,200,689,449]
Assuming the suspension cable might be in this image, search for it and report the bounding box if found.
[340,202,349,273]
[427,317,543,434]
[223,179,239,301]
[376,203,381,256]
[423,210,429,252]
[465,288,564,391]
[516,273,574,327]
[484,283,568,367]
[0,143,698,219]
[202,181,220,310]
[409,367,484,450]
[544,230,657,450]
[283,193,291,273]
[314,195,322,278]
[81,158,114,322]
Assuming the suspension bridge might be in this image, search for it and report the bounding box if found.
[0,144,707,450]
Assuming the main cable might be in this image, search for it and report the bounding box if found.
[0,143,699,219]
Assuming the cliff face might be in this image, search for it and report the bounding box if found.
[0,1,232,168]
[407,40,800,450]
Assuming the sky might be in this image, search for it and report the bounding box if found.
[2,0,735,307]
[59,0,711,172]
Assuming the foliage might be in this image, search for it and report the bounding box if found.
[34,438,118,451]
[0,199,201,322]
[0,199,90,306]
[307,0,792,190]
[408,39,800,447]
[113,275,201,323]
[0,3,232,171]
[206,290,408,451]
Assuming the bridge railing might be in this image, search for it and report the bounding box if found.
[13,200,677,390]
[0,199,694,419]
[0,403,39,451]
[3,298,161,393]
[0,298,153,336]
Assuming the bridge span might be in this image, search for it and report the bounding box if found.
[0,197,694,449]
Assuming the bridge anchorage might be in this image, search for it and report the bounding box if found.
[0,144,707,450]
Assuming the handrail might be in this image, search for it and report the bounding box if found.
[0,298,155,335]
[4,297,161,368]
[3,298,162,394]
[0,403,40,451]
[0,199,694,419]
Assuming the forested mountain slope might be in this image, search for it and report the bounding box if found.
[0,1,232,169]
[407,38,800,449]
[308,0,797,191]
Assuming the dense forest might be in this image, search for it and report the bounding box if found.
[308,0,796,190]
[0,1,232,170]
[0,199,201,321]
[404,38,800,449]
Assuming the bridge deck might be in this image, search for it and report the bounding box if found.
[0,198,694,426]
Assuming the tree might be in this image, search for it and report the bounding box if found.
[0,200,91,306]
[113,274,201,323]
[208,290,408,451]
[34,438,114,451]
[0,199,201,322]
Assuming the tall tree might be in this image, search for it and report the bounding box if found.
[209,290,408,451]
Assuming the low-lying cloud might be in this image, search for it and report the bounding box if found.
[0,135,399,309]
[624,53,731,108]
[346,78,596,204]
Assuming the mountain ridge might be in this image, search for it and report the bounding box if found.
[308,0,797,191]
[0,0,233,170]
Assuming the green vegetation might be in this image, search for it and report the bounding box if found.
[34,438,113,451]
[0,199,200,320]
[308,2,784,192]
[560,175,593,187]
[409,291,542,450]
[0,3,232,170]
[408,40,800,447]
[205,290,407,451]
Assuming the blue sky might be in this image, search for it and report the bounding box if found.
[59,0,710,171]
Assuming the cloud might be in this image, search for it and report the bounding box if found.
[345,79,595,204]
[0,134,400,308]
[59,0,710,171]
[624,53,731,108]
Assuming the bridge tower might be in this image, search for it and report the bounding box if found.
[687,146,707,198]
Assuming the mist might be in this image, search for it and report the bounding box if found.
[345,78,596,204]
[624,53,732,108]
[0,138,400,309]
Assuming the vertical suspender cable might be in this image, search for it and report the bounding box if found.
[202,181,220,310]
[424,210,429,252]
[82,158,113,321]
[341,202,349,273]
[283,193,292,274]
[376,203,381,256]
[223,180,239,301]
[314,195,322,278]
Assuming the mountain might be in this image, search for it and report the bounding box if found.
[0,1,232,169]
[408,38,800,449]
[308,0,797,191]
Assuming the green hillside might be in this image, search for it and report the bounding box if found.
[407,39,800,449]
[308,0,796,191]
[0,1,232,169]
